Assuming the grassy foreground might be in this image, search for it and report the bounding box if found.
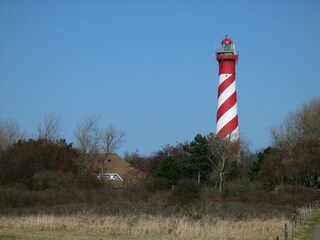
[0,214,287,240]
[295,210,320,240]
[2,183,318,239]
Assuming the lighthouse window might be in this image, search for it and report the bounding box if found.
[222,44,230,52]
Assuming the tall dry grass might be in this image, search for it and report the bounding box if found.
[0,214,287,240]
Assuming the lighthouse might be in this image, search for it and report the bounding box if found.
[215,36,239,141]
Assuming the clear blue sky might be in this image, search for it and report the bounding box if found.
[1,0,320,156]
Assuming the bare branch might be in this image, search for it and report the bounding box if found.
[271,98,320,150]
[37,113,62,141]
[99,124,126,173]
[74,115,101,154]
[101,124,126,155]
[207,134,238,194]
[0,118,24,151]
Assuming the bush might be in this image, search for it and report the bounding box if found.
[76,172,107,189]
[222,178,253,198]
[274,184,320,206]
[0,185,84,208]
[144,176,169,192]
[0,139,79,188]
[32,171,76,191]
[172,179,200,204]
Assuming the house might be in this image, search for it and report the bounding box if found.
[101,153,145,183]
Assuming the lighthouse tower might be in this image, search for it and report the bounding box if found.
[215,36,239,141]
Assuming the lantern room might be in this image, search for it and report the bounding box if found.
[217,36,237,55]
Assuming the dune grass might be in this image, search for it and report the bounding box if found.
[2,183,316,239]
[0,214,287,240]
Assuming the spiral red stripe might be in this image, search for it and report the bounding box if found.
[217,91,237,120]
[217,115,238,138]
[218,76,235,96]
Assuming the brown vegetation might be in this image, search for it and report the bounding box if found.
[0,99,320,239]
[0,214,287,240]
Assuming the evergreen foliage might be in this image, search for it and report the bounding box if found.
[183,134,211,184]
[155,156,182,185]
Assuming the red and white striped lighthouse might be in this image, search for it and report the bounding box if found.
[215,36,239,141]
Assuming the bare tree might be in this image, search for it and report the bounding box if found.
[100,124,126,173]
[0,118,24,151]
[74,115,101,154]
[272,98,320,151]
[208,134,238,194]
[37,113,62,141]
[267,98,320,187]
[74,116,126,173]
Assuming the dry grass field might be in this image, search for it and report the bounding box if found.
[0,214,287,240]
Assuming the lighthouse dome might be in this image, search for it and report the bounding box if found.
[221,37,233,44]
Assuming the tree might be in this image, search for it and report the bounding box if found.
[258,98,320,189]
[255,147,286,190]
[0,118,24,152]
[208,134,238,194]
[275,138,320,187]
[73,115,102,175]
[248,147,273,180]
[271,98,320,150]
[127,144,186,176]
[236,139,255,173]
[183,134,211,184]
[124,150,151,173]
[74,116,126,174]
[100,124,126,173]
[37,113,62,141]
[155,156,182,187]
[74,115,101,154]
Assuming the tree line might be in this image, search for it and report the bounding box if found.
[0,115,126,191]
[126,98,320,192]
[0,98,319,195]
